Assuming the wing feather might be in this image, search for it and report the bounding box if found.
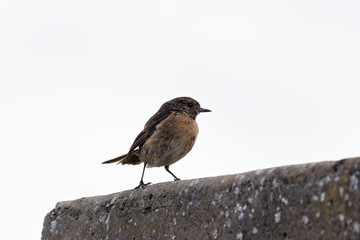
[127,110,172,153]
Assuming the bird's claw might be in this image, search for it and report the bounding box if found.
[135,182,152,189]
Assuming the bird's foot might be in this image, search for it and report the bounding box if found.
[174,177,181,181]
[135,181,151,189]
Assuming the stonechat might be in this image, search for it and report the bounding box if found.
[102,97,211,189]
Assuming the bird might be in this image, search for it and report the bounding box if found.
[102,97,211,189]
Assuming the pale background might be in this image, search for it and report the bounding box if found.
[1,1,359,239]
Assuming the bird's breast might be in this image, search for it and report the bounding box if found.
[141,112,199,167]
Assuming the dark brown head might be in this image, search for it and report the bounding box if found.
[160,97,211,119]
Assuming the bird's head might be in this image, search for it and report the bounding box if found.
[162,97,211,119]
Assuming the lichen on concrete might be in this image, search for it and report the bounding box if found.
[42,157,360,239]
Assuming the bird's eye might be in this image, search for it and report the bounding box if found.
[187,102,193,108]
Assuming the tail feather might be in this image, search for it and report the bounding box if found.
[102,149,141,165]
[102,153,127,164]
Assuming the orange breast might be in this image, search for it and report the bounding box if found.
[140,112,199,167]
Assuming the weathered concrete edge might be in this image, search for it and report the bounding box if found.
[42,157,360,239]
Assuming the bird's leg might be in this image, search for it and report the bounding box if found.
[135,163,151,189]
[165,165,180,181]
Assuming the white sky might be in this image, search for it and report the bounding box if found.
[1,1,360,239]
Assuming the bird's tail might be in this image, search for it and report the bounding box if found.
[102,149,141,165]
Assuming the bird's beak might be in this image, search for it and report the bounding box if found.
[198,107,211,113]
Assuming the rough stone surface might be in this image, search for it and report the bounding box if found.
[42,157,360,240]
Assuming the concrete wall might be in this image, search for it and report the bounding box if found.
[42,157,360,239]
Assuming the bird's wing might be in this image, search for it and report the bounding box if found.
[128,110,172,153]
[128,129,147,153]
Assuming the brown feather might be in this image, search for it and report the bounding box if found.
[101,153,127,164]
[102,149,141,165]
[121,149,141,165]
[127,111,171,153]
